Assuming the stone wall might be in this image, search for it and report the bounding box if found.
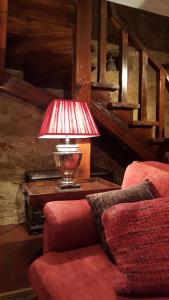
[0,93,57,225]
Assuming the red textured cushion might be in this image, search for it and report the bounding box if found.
[102,197,169,296]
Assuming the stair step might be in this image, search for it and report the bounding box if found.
[5,68,24,80]
[149,138,169,144]
[107,102,140,110]
[129,121,159,128]
[91,101,154,160]
[91,82,119,91]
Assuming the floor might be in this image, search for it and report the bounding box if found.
[0,223,42,294]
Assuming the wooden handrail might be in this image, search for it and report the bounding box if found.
[107,1,168,138]
[108,3,169,82]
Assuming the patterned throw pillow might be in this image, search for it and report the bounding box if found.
[102,197,169,296]
[86,180,158,256]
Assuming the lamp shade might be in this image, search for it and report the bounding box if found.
[39,99,99,139]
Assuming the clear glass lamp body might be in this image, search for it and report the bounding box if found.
[53,144,82,187]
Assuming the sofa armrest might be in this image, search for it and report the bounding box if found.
[43,199,99,253]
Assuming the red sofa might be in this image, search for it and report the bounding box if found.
[29,161,169,300]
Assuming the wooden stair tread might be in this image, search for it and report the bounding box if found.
[149,138,169,144]
[129,121,159,128]
[107,101,140,110]
[91,100,154,160]
[91,82,119,91]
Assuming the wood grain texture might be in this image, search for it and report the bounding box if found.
[97,0,107,83]
[0,0,8,83]
[73,0,92,179]
[6,0,75,87]
[91,100,155,160]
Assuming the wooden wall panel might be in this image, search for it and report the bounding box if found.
[0,0,8,83]
[6,0,76,87]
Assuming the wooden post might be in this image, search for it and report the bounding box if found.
[0,0,8,84]
[72,0,92,179]
[97,0,107,83]
[156,69,165,138]
[138,50,148,120]
[118,29,128,102]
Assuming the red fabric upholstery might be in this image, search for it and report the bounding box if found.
[102,197,169,296]
[29,245,118,300]
[43,199,99,253]
[122,161,169,197]
[29,161,169,300]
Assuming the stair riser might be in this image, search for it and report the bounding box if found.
[112,110,133,124]
[92,90,115,105]
[129,127,153,140]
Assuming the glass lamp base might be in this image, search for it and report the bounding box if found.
[53,143,82,189]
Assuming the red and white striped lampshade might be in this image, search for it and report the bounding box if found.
[39,99,100,139]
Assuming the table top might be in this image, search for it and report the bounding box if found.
[23,177,121,207]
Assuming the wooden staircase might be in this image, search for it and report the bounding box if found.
[91,0,169,162]
[1,0,169,173]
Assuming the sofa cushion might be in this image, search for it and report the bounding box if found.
[122,161,169,197]
[102,197,169,296]
[86,180,158,256]
[29,245,120,300]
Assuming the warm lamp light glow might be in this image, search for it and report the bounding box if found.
[39,99,99,139]
[38,99,99,189]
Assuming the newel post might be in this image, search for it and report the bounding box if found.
[72,0,92,179]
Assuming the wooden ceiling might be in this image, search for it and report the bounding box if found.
[6,0,76,88]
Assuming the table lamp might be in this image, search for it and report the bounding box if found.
[38,99,99,189]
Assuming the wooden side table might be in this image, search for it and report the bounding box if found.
[23,177,120,234]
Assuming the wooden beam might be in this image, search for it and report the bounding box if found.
[72,0,92,179]
[97,0,107,83]
[0,0,8,84]
[0,71,54,109]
